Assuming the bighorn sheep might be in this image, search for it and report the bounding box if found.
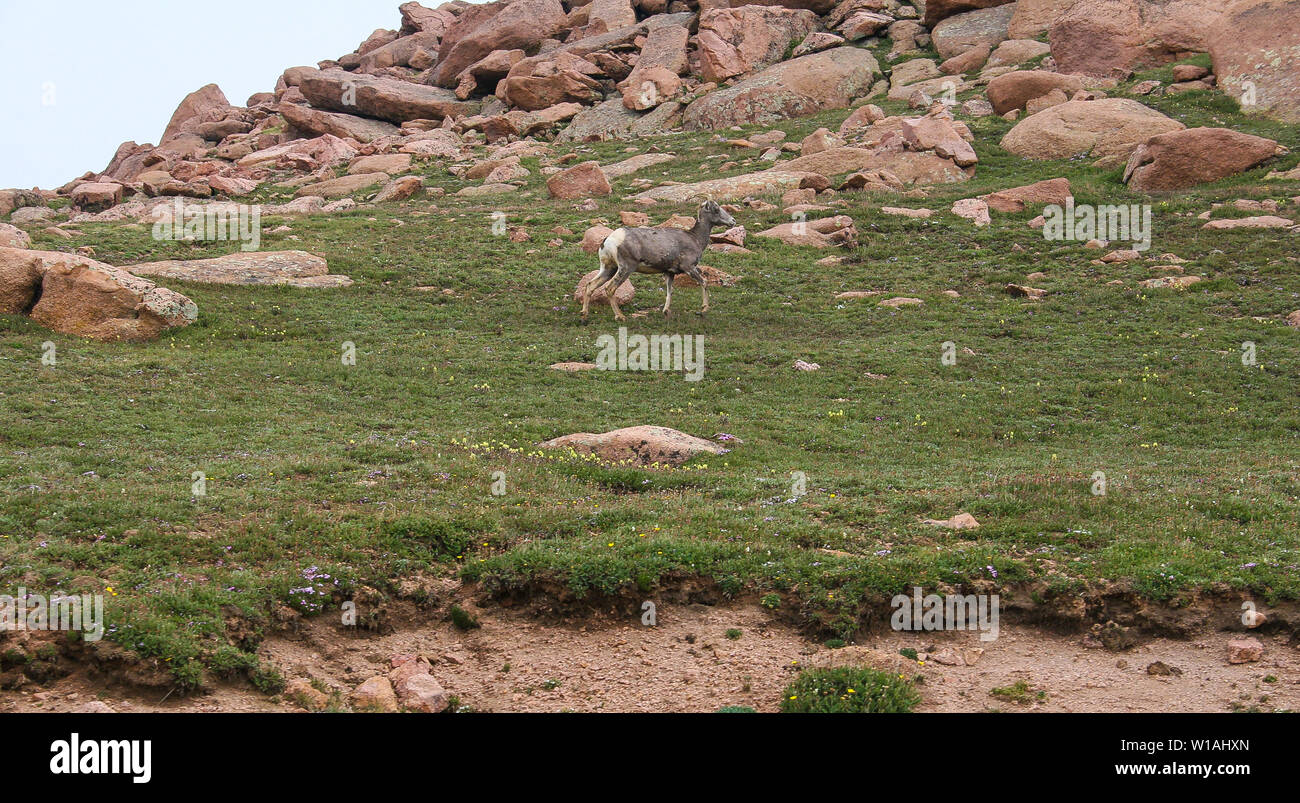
[581,200,737,322]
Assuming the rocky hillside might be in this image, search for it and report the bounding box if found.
[6,0,1299,206]
[1,0,1298,339]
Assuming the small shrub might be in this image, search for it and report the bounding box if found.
[780,667,920,713]
[760,593,781,610]
[990,680,1045,705]
[449,604,481,630]
[716,705,757,713]
[725,628,742,640]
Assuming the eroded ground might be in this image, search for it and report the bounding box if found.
[3,600,1294,713]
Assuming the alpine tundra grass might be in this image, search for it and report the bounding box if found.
[2,63,1299,688]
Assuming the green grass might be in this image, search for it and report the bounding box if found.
[2,53,1299,688]
[990,679,1048,706]
[781,666,921,713]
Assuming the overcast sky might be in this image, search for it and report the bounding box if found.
[0,0,418,189]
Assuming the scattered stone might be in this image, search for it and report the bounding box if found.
[952,197,990,226]
[1226,637,1264,664]
[980,177,1072,212]
[1139,275,1202,289]
[350,676,400,712]
[539,426,728,467]
[127,251,352,288]
[285,678,331,711]
[548,161,611,199]
[1006,283,1047,298]
[880,296,925,308]
[881,206,934,218]
[1201,216,1294,230]
[922,512,981,529]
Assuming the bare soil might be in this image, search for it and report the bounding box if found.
[2,598,1295,713]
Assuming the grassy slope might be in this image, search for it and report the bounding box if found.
[2,53,1299,686]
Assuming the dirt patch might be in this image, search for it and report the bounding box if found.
[1,599,1296,713]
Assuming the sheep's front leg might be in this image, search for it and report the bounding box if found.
[690,265,709,316]
[662,273,673,317]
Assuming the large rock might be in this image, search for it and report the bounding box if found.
[619,24,690,109]
[980,177,1073,211]
[924,0,1014,28]
[294,172,390,199]
[1050,0,1222,77]
[279,101,400,143]
[756,214,857,247]
[496,53,604,110]
[127,250,353,288]
[986,70,1085,114]
[547,161,612,199]
[781,146,974,183]
[1123,127,1283,191]
[1000,98,1186,166]
[632,170,824,202]
[682,46,881,130]
[892,58,942,88]
[357,31,442,73]
[1,247,196,341]
[0,223,31,249]
[101,142,162,183]
[432,0,568,87]
[399,2,456,35]
[1009,0,1077,38]
[70,182,124,212]
[696,6,819,83]
[161,84,230,142]
[239,135,358,171]
[986,38,1053,68]
[1210,0,1300,123]
[299,69,473,124]
[931,4,1015,60]
[454,49,525,99]
[538,426,727,466]
[588,0,637,30]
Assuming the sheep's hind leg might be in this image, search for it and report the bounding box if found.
[662,273,673,317]
[581,262,616,322]
[606,265,635,322]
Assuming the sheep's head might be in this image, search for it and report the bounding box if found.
[698,199,736,229]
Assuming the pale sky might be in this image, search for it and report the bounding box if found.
[0,0,429,190]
